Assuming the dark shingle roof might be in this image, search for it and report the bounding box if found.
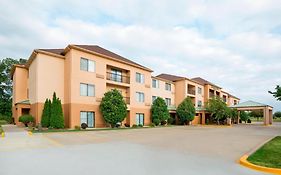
[38,49,64,55]
[191,77,220,88]
[156,73,185,81]
[74,45,152,71]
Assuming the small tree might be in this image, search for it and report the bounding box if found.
[249,110,263,121]
[206,97,228,124]
[269,85,281,101]
[273,111,281,119]
[176,97,195,125]
[19,114,34,127]
[100,89,127,127]
[41,99,51,127]
[240,111,249,123]
[50,92,65,129]
[151,97,169,124]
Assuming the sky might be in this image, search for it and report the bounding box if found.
[0,0,280,111]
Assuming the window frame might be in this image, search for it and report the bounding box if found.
[80,111,95,128]
[136,113,144,125]
[152,79,159,88]
[80,57,95,72]
[136,72,144,84]
[80,83,95,97]
[136,92,145,102]
[165,83,171,91]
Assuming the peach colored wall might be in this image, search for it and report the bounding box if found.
[151,77,175,106]
[174,80,186,106]
[12,67,28,105]
[191,116,200,125]
[36,53,65,103]
[28,57,38,104]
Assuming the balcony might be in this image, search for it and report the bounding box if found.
[106,72,130,84]
[187,89,196,95]
[123,97,130,104]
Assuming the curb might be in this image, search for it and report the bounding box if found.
[239,155,281,175]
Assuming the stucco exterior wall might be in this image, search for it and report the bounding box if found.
[12,67,28,105]
[151,77,175,106]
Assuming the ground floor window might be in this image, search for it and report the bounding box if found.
[136,113,144,125]
[80,111,95,128]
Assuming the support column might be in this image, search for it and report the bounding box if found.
[201,112,206,125]
[263,107,270,125]
[269,109,273,125]
[237,111,240,124]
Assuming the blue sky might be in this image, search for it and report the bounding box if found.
[0,0,280,110]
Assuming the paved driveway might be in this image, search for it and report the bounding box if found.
[1,123,280,175]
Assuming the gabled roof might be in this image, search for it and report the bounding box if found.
[38,49,65,56]
[191,77,221,88]
[156,73,185,81]
[230,100,272,108]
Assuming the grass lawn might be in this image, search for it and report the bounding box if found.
[247,136,281,169]
[249,117,281,122]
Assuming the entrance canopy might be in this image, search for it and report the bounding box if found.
[230,100,273,125]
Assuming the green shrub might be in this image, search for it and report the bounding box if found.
[0,120,7,126]
[151,97,169,125]
[132,124,138,128]
[74,126,81,130]
[273,111,281,119]
[149,123,156,127]
[100,89,127,128]
[138,124,143,127]
[240,111,249,123]
[19,115,34,127]
[176,97,195,124]
[153,118,160,126]
[50,92,65,129]
[41,98,51,127]
[167,117,175,125]
[0,114,12,123]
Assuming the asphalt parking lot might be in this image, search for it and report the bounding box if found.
[1,123,280,175]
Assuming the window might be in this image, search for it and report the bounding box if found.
[223,95,227,102]
[152,79,159,88]
[198,87,202,94]
[136,113,144,125]
[136,92,145,102]
[152,96,157,102]
[80,83,95,96]
[80,111,95,128]
[136,72,144,83]
[165,83,171,91]
[111,69,122,82]
[80,58,95,72]
[198,100,202,107]
[165,98,171,106]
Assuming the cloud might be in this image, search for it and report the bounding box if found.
[0,0,280,110]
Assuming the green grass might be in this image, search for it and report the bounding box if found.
[32,125,175,133]
[249,117,281,122]
[247,136,281,169]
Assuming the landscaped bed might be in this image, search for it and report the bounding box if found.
[32,125,175,133]
[247,136,281,169]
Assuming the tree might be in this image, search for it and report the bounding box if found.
[249,110,263,121]
[176,97,195,125]
[19,114,34,127]
[269,85,281,101]
[206,97,228,124]
[273,111,281,119]
[41,98,51,127]
[240,111,249,123]
[100,89,127,127]
[0,58,27,121]
[50,92,64,129]
[151,97,169,124]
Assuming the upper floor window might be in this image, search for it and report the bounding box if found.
[152,79,159,88]
[198,100,202,107]
[111,69,122,82]
[165,98,171,106]
[136,92,145,102]
[198,87,202,94]
[152,96,157,102]
[80,58,95,72]
[80,83,95,97]
[136,72,144,84]
[165,83,171,91]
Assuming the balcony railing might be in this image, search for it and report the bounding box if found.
[123,97,130,104]
[187,89,196,95]
[106,72,130,84]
